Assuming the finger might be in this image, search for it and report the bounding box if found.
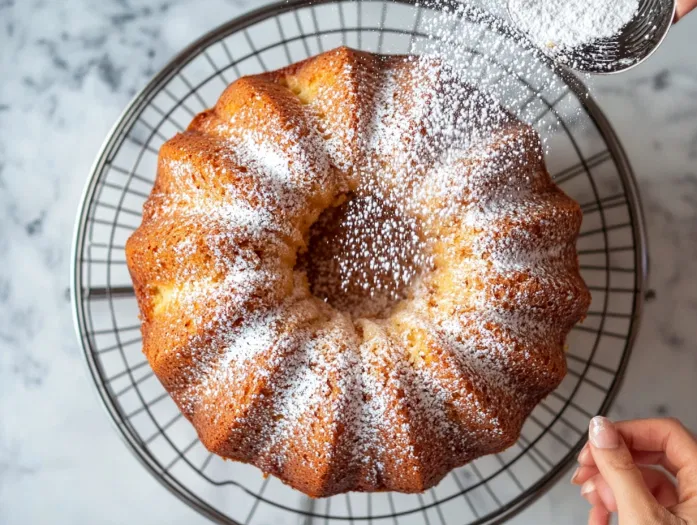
[581,478,607,508]
[580,447,671,470]
[614,418,697,500]
[580,480,610,525]
[672,499,697,525]
[650,472,680,509]
[676,0,697,21]
[582,475,617,511]
[578,442,591,464]
[580,418,697,484]
[628,451,671,467]
[580,440,669,469]
[637,467,678,508]
[588,416,662,517]
[615,418,697,476]
[572,465,599,486]
[585,468,679,512]
[588,505,610,525]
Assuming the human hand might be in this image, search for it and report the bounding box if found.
[677,0,697,21]
[571,417,697,525]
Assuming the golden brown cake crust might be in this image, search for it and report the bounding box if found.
[125,46,590,497]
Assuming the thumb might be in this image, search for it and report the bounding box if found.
[588,417,665,522]
[676,0,697,21]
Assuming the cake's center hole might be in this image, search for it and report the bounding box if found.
[300,192,425,319]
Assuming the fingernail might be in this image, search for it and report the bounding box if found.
[580,478,595,496]
[570,467,581,484]
[577,444,590,464]
[589,416,619,449]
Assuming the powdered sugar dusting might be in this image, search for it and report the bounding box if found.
[508,0,639,53]
[127,43,590,497]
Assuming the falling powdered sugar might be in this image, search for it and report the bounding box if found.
[127,29,591,496]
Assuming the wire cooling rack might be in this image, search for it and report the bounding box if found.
[71,1,649,523]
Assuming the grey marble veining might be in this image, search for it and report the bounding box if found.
[1,1,696,524]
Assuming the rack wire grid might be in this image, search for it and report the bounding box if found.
[71,0,649,524]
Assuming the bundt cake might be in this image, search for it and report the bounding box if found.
[125,46,590,497]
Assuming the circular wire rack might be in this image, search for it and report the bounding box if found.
[71,1,649,523]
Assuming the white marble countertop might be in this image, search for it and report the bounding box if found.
[1,1,696,523]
